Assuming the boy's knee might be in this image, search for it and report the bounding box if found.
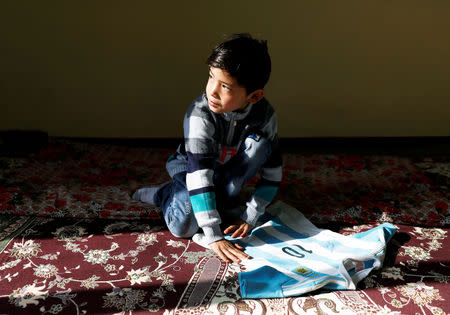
[167,215,199,238]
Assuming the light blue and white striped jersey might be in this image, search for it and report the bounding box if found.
[230,201,397,299]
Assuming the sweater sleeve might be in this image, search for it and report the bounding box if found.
[241,113,283,226]
[183,110,223,244]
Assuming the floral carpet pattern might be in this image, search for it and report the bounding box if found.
[173,225,449,315]
[0,214,448,314]
[0,138,449,314]
[0,215,211,314]
[1,138,448,226]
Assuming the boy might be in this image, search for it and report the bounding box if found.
[133,33,282,263]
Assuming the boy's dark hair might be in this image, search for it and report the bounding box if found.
[207,33,271,94]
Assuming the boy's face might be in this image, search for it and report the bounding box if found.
[206,67,263,114]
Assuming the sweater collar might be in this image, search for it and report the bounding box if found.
[222,102,254,121]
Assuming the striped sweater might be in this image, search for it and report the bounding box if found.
[167,92,282,244]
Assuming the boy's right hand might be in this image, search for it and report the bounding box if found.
[210,239,251,263]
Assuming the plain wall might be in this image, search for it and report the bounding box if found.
[1,1,450,138]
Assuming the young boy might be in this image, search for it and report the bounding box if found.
[133,33,282,263]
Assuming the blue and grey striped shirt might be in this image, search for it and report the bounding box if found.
[167,92,282,244]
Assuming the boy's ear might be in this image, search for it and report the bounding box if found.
[247,89,264,104]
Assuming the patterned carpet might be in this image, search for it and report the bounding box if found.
[0,138,449,314]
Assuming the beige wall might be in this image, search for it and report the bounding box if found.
[1,1,450,138]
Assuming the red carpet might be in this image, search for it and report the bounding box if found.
[0,215,448,314]
[0,138,449,314]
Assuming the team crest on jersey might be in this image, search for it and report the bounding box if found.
[295,267,315,276]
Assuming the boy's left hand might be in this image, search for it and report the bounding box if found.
[223,219,253,238]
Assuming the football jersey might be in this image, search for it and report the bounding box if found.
[234,201,397,298]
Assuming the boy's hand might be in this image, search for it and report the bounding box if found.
[224,219,253,238]
[210,239,251,263]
